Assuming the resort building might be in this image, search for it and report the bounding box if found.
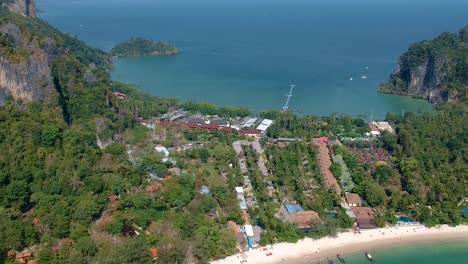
[236,187,248,210]
[315,141,342,194]
[243,225,258,248]
[155,145,171,163]
[351,206,377,229]
[242,117,258,128]
[375,121,395,134]
[238,128,262,137]
[256,119,274,133]
[210,119,230,127]
[277,203,321,231]
[345,193,362,207]
[227,221,247,252]
[290,211,321,231]
[368,122,381,136]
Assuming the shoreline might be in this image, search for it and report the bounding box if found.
[213,225,468,264]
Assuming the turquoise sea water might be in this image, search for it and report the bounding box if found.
[37,0,467,117]
[302,240,468,264]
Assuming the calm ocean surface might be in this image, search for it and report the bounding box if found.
[308,240,468,264]
[38,0,467,117]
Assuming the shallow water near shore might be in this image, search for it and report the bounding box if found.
[291,240,468,264]
[37,0,468,117]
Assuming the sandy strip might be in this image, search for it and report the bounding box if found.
[212,225,468,264]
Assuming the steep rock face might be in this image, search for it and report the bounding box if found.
[4,0,36,18]
[0,23,55,106]
[389,57,447,102]
[380,27,468,103]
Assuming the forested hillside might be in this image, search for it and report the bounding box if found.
[0,3,467,264]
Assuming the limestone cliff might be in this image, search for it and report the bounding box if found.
[380,26,467,103]
[0,23,55,106]
[2,0,36,18]
[0,5,111,122]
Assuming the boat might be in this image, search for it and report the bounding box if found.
[336,254,346,263]
[361,75,367,79]
[328,258,334,264]
[365,252,374,262]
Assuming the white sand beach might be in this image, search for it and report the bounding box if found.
[212,225,468,264]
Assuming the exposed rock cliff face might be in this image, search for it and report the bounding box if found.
[380,26,468,103]
[0,23,55,106]
[4,0,36,18]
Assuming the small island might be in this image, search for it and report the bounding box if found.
[110,37,178,57]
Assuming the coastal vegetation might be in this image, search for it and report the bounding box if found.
[182,101,251,118]
[110,37,178,58]
[0,3,467,264]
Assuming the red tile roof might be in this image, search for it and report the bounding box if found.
[220,127,234,133]
[313,137,328,144]
[200,123,219,130]
[32,218,40,225]
[239,128,262,135]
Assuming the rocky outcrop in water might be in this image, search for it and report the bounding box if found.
[380,26,467,103]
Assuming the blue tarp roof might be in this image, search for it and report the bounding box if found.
[285,204,304,214]
[238,193,247,210]
[199,185,211,195]
[461,207,468,216]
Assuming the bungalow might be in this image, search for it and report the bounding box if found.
[199,185,211,195]
[236,187,247,210]
[243,224,258,248]
[155,145,170,163]
[313,137,328,144]
[140,120,156,130]
[345,193,362,207]
[290,211,321,231]
[351,206,377,229]
[279,203,321,232]
[375,121,395,134]
[368,122,381,136]
[107,194,119,202]
[227,221,247,251]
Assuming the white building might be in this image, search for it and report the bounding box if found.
[256,119,274,133]
[155,145,170,163]
[375,121,395,134]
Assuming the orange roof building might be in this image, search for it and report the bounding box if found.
[345,193,362,207]
[315,142,342,194]
[149,247,158,258]
[290,211,321,230]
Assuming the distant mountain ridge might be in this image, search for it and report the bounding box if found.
[380,26,468,103]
